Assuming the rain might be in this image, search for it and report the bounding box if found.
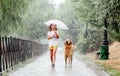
[0,0,120,76]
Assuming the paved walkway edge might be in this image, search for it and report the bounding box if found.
[74,52,110,76]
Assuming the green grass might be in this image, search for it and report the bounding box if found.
[95,62,120,76]
[105,67,120,76]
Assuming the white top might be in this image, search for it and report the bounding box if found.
[47,31,59,47]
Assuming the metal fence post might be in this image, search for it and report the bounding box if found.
[0,35,2,74]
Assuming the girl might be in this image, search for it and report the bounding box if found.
[47,24,59,68]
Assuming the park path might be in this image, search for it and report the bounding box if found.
[9,47,98,76]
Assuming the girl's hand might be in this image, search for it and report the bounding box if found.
[51,33,56,38]
[48,36,52,40]
[54,31,57,34]
[54,31,59,39]
[48,31,59,40]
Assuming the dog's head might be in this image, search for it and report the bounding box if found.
[64,39,72,45]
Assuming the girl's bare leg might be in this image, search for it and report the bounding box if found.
[50,49,53,64]
[53,48,57,65]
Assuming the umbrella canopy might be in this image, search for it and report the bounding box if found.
[45,20,69,30]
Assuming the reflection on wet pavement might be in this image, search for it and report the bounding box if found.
[9,47,97,76]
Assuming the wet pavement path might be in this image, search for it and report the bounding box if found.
[9,47,98,76]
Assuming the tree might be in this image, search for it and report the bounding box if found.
[72,0,120,41]
[64,0,120,53]
[54,3,80,43]
[20,0,54,41]
[0,0,28,34]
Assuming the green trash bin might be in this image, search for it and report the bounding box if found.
[100,45,109,60]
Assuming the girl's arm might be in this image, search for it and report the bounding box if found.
[48,36,52,40]
[48,35,54,40]
[47,32,53,40]
[55,31,59,39]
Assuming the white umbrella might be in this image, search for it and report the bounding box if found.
[45,20,69,30]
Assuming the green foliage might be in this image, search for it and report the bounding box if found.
[66,0,120,53]
[54,3,80,43]
[76,25,103,53]
[0,0,28,34]
[0,0,53,41]
[0,0,119,53]
[106,68,120,76]
[54,0,104,53]
[20,0,54,40]
[72,0,120,37]
[109,30,120,42]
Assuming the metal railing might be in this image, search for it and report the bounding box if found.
[0,35,47,75]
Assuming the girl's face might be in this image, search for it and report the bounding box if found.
[51,24,57,30]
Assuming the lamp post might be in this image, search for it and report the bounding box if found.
[100,18,109,60]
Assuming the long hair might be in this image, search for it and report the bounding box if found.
[48,24,57,31]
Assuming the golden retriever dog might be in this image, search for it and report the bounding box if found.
[64,39,74,67]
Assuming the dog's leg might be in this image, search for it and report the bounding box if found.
[67,56,71,68]
[68,55,72,67]
[71,55,72,65]
[68,56,70,64]
[65,55,67,67]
